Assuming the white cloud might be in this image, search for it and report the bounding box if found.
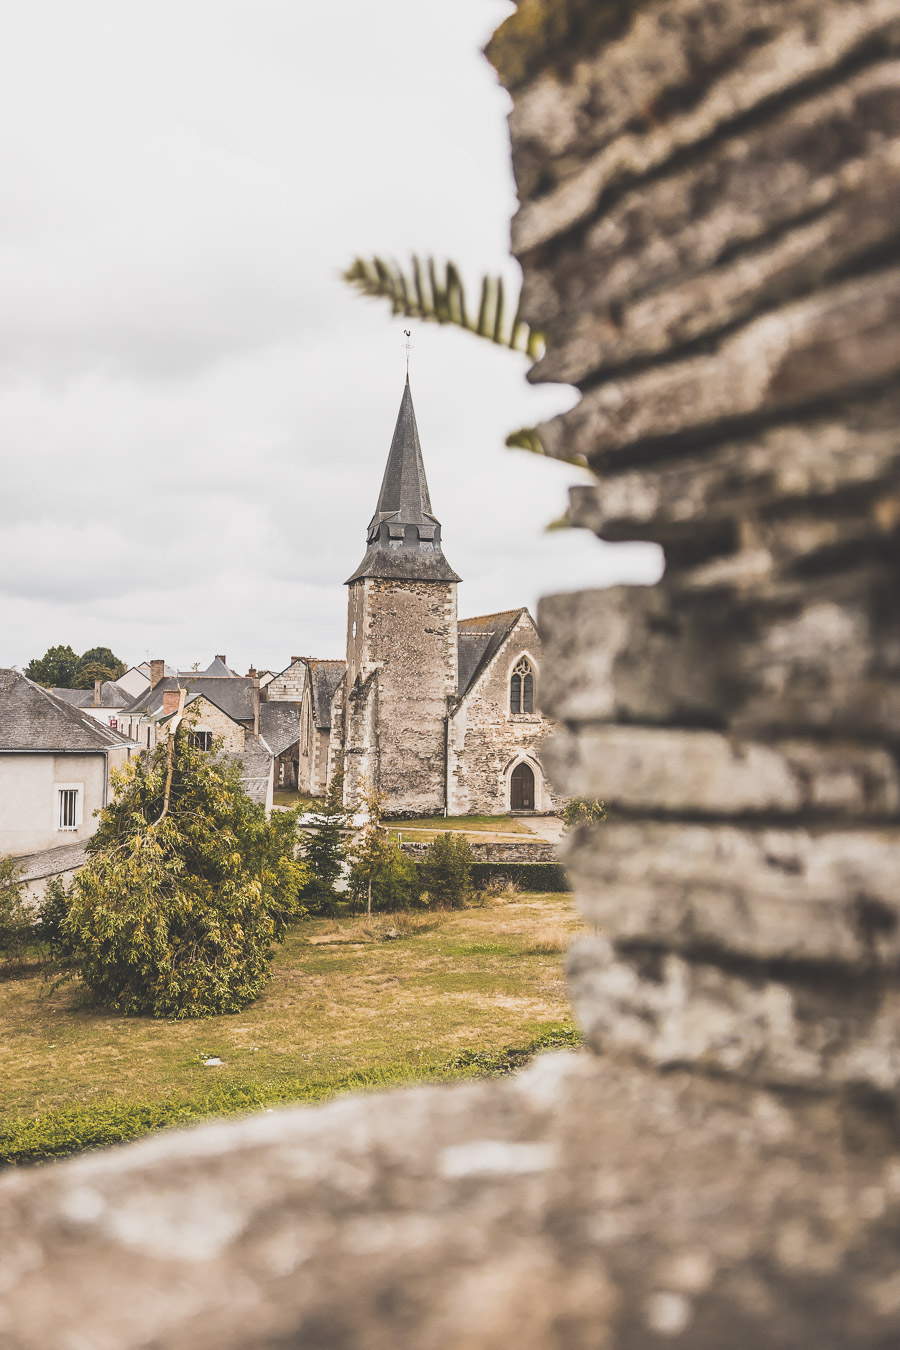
[0,0,661,674]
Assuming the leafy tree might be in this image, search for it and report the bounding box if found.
[301,770,348,915]
[25,644,81,688]
[79,646,126,680]
[0,858,32,966]
[348,794,421,915]
[420,832,474,909]
[561,797,607,831]
[73,662,118,690]
[54,723,308,1018]
[24,643,126,689]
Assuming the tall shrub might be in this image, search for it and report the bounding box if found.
[58,728,307,1017]
[420,833,474,909]
[348,794,422,914]
[301,770,348,914]
[0,858,32,966]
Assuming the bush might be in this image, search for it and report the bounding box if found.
[420,832,474,908]
[469,862,571,893]
[0,858,33,966]
[56,725,308,1018]
[347,793,424,914]
[561,797,607,830]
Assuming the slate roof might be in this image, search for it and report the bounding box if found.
[193,656,238,678]
[346,380,460,585]
[0,669,134,752]
[259,701,302,757]
[124,676,256,723]
[457,609,528,697]
[307,660,346,730]
[220,733,274,806]
[51,680,131,710]
[13,840,89,882]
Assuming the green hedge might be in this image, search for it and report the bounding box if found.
[470,862,570,892]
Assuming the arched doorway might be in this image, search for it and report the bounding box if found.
[510,761,535,810]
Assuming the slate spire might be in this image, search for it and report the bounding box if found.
[346,379,461,584]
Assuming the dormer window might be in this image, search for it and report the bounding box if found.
[510,657,535,715]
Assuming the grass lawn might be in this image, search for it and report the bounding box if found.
[273,788,322,810]
[386,813,531,836]
[0,893,584,1165]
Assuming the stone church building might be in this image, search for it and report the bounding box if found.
[322,380,560,818]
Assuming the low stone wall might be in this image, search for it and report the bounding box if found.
[398,837,558,864]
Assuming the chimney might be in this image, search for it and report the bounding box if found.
[162,689,181,717]
[215,654,226,665]
[252,677,260,737]
[93,678,102,708]
[149,659,165,690]
[247,666,257,679]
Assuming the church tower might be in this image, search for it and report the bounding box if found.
[343,379,460,816]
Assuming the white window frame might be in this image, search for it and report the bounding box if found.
[55,783,84,832]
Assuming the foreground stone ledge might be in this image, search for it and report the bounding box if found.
[538,267,900,466]
[570,939,900,1096]
[564,820,900,966]
[504,0,900,251]
[538,575,900,736]
[546,726,900,819]
[3,1052,900,1349]
[529,71,900,385]
[566,388,900,545]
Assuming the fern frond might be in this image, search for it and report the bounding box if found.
[343,254,544,359]
[505,427,546,455]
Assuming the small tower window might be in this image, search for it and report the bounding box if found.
[510,657,535,715]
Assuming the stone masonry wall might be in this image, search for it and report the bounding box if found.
[265,660,308,703]
[344,577,458,816]
[448,611,562,814]
[4,5,900,1347]
[398,836,558,864]
[172,697,244,754]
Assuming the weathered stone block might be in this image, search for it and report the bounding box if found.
[538,572,900,737]
[538,267,900,465]
[528,68,900,384]
[564,820,900,965]
[566,389,900,546]
[546,726,900,819]
[504,0,900,249]
[570,938,900,1094]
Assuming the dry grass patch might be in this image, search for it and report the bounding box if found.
[0,893,586,1157]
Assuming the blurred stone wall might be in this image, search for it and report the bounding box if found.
[2,2,900,1346]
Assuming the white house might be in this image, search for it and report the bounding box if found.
[0,669,135,856]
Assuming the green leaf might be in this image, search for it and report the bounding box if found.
[343,254,544,358]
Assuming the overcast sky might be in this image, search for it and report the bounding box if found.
[0,1,661,676]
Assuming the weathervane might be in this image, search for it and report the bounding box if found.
[403,328,413,376]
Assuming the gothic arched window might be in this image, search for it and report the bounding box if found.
[510,657,535,715]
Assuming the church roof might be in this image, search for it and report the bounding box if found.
[307,659,346,730]
[457,608,529,697]
[346,380,460,585]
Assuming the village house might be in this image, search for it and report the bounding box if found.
[0,668,135,857]
[50,678,132,730]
